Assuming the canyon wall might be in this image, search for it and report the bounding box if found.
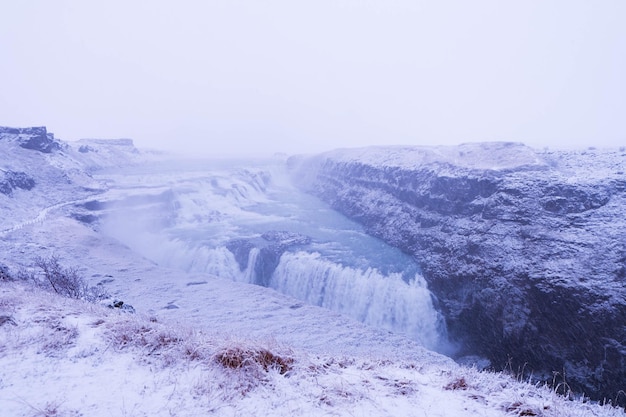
[289,142,626,403]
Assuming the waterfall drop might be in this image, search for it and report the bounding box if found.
[269,251,446,351]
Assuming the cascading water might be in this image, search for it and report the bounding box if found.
[268,251,445,350]
[98,158,450,353]
[242,247,260,283]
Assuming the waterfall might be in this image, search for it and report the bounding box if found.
[269,251,446,351]
[168,245,241,280]
[155,242,447,352]
[98,160,450,353]
[241,247,260,283]
[120,234,242,281]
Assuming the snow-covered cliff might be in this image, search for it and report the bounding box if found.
[289,142,626,404]
[0,126,160,237]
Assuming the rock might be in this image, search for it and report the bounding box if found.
[71,213,99,224]
[81,200,107,211]
[289,143,626,405]
[261,230,312,246]
[0,315,17,326]
[101,299,135,313]
[186,281,207,286]
[254,244,286,287]
[0,126,61,153]
[0,264,13,281]
[225,239,255,271]
[120,303,135,313]
[0,171,36,196]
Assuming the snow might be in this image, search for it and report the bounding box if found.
[1,135,624,416]
[2,281,623,417]
[307,143,626,182]
[315,142,547,171]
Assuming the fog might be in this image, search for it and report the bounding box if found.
[1,1,625,156]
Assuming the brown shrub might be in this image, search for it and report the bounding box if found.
[214,346,293,375]
[444,377,469,391]
[505,401,542,416]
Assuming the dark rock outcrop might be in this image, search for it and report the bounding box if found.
[0,315,17,326]
[289,143,626,404]
[226,239,255,271]
[101,299,136,313]
[0,126,60,153]
[0,170,36,196]
[0,264,12,281]
[254,244,287,287]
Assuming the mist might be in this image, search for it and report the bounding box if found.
[1,1,625,156]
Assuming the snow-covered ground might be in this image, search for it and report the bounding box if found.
[2,278,623,417]
[304,142,547,171]
[1,134,624,416]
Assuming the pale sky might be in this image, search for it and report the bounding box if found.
[1,1,625,156]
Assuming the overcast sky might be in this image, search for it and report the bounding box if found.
[1,1,625,156]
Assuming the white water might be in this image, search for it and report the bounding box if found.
[269,251,445,351]
[98,158,450,353]
[243,248,261,283]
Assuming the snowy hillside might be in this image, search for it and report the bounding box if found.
[2,280,623,417]
[5,280,624,417]
[1,127,624,415]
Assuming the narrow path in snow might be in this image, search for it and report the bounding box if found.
[0,196,98,237]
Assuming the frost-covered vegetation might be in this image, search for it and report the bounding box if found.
[1,278,623,417]
[16,256,107,301]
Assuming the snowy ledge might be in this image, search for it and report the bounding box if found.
[316,142,546,171]
[1,281,622,417]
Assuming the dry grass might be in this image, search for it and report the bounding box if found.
[504,400,548,416]
[15,398,81,417]
[39,320,79,356]
[444,376,469,391]
[105,313,296,379]
[104,315,204,367]
[214,346,294,375]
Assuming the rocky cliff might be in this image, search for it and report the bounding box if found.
[0,126,60,153]
[289,142,626,404]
